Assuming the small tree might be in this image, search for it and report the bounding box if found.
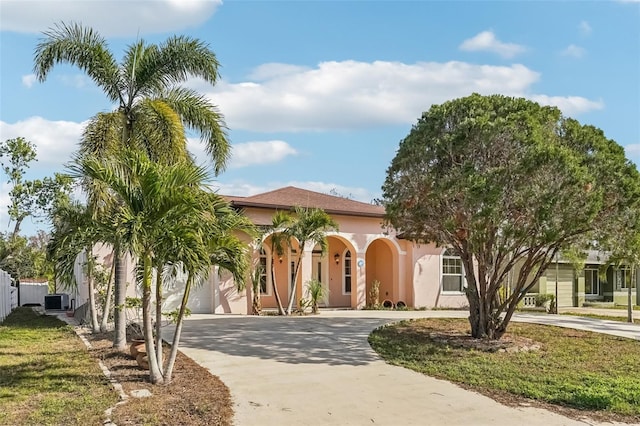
[286,207,338,315]
[306,279,328,314]
[382,94,640,339]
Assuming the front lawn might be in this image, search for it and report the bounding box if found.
[0,307,118,425]
[561,312,640,324]
[369,318,640,423]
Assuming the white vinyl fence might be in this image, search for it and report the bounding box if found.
[1,269,17,322]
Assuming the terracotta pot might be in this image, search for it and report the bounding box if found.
[136,352,149,370]
[129,339,146,358]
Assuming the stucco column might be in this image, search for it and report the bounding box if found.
[354,251,366,309]
[396,251,407,305]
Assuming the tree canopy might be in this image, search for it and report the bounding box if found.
[382,93,640,339]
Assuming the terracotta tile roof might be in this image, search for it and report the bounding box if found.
[225,186,384,218]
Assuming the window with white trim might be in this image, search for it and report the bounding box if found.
[343,250,352,295]
[442,248,465,293]
[584,268,599,295]
[617,267,635,289]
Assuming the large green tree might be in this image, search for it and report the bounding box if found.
[382,93,640,339]
[33,22,230,350]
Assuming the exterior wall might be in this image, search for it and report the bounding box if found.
[544,265,575,307]
[410,243,467,309]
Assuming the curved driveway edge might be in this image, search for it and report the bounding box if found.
[175,311,638,426]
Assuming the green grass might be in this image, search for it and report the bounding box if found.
[369,318,640,419]
[561,312,640,324]
[582,302,640,310]
[0,308,119,425]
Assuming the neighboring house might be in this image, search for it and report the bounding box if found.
[525,251,640,307]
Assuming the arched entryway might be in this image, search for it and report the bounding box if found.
[325,235,357,308]
[365,239,398,307]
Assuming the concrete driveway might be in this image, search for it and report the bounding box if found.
[174,310,637,426]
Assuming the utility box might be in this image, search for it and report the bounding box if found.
[19,281,49,306]
[44,294,69,310]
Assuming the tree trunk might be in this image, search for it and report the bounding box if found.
[286,255,303,315]
[628,266,634,323]
[112,249,127,350]
[163,272,193,384]
[155,261,164,372]
[142,254,163,384]
[99,259,115,332]
[10,215,25,240]
[252,286,261,315]
[270,259,285,315]
[86,248,100,333]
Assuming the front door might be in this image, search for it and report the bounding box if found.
[311,252,329,306]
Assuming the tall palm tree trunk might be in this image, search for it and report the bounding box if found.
[113,248,127,350]
[154,260,164,371]
[99,258,115,332]
[142,254,163,384]
[286,256,303,315]
[86,247,100,332]
[163,272,193,384]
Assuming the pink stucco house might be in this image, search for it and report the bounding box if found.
[211,186,468,314]
[68,186,469,316]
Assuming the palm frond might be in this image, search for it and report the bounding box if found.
[160,87,230,174]
[33,22,123,104]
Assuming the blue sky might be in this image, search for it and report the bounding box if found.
[1,0,639,236]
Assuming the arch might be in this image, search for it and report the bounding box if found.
[325,235,357,308]
[365,237,400,307]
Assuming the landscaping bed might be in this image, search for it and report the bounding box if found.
[88,332,233,426]
[369,318,640,424]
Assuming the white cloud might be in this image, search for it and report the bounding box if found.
[188,60,602,132]
[230,141,298,168]
[530,95,604,116]
[459,31,526,58]
[0,117,85,168]
[248,63,311,81]
[626,144,640,154]
[579,21,592,36]
[21,74,37,88]
[560,44,587,58]
[0,0,221,37]
[212,180,376,203]
[187,139,298,169]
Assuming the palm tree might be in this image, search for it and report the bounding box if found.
[285,207,338,315]
[47,200,107,333]
[71,149,252,384]
[265,211,293,315]
[163,197,253,383]
[34,22,230,350]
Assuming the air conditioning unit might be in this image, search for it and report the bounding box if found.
[44,294,70,310]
